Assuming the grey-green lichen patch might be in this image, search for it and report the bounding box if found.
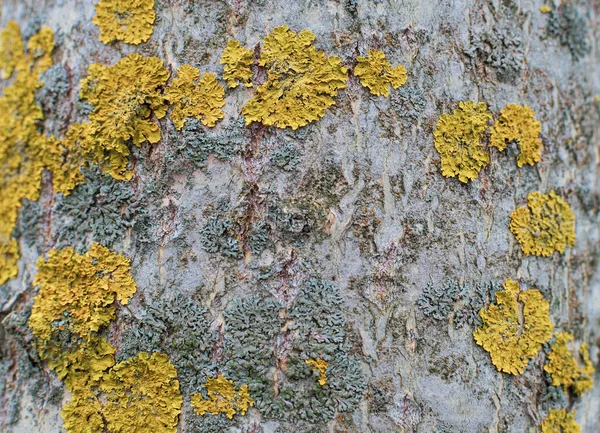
[13,199,45,251]
[417,278,465,321]
[466,20,524,82]
[547,4,590,60]
[270,141,302,171]
[390,86,427,121]
[53,167,143,251]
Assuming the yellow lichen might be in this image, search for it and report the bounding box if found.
[473,278,554,375]
[100,352,183,433]
[242,25,348,129]
[540,4,553,13]
[43,131,88,195]
[0,239,19,286]
[540,409,581,433]
[433,101,492,183]
[0,23,57,286]
[29,243,137,342]
[509,190,575,257]
[220,39,254,88]
[190,375,254,419]
[490,104,542,167]
[544,332,595,395]
[0,21,28,78]
[354,50,407,96]
[93,0,156,45]
[306,358,328,385]
[165,64,225,129]
[61,389,104,433]
[79,53,169,180]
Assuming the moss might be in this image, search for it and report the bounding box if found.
[29,243,137,342]
[509,190,575,257]
[544,332,594,396]
[242,25,348,129]
[417,278,465,321]
[390,86,426,121]
[79,53,169,180]
[54,167,141,251]
[354,49,407,96]
[93,0,156,45]
[165,65,225,129]
[433,101,492,183]
[547,5,590,61]
[191,375,254,419]
[220,40,254,88]
[540,409,580,433]
[473,278,554,375]
[100,352,183,433]
[490,104,542,167]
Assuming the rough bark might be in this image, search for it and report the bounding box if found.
[0,0,599,432]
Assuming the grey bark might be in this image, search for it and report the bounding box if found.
[0,0,599,432]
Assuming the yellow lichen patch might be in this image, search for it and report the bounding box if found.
[540,4,553,13]
[165,65,225,129]
[61,389,104,433]
[544,332,594,395]
[306,358,328,385]
[43,133,87,195]
[39,334,116,392]
[93,0,156,45]
[490,104,542,167]
[242,25,348,129]
[27,26,55,73]
[433,101,492,183]
[354,50,407,97]
[221,39,254,88]
[509,190,575,256]
[29,243,137,342]
[473,278,554,375]
[0,239,19,285]
[100,352,183,433]
[191,375,254,419]
[79,53,169,180]
[540,409,581,433]
[0,21,28,78]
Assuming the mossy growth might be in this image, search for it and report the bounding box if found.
[354,49,407,96]
[79,53,169,180]
[220,40,254,88]
[473,278,554,375]
[544,332,594,396]
[165,65,225,130]
[54,167,141,251]
[93,0,156,45]
[191,375,254,419]
[490,104,542,167]
[242,25,348,129]
[509,190,575,257]
[433,101,492,183]
[540,409,581,433]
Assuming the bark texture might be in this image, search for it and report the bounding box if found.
[0,0,599,432]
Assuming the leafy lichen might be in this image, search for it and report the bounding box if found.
[509,190,575,257]
[540,409,581,433]
[354,49,407,96]
[417,278,465,321]
[93,0,156,45]
[305,358,328,385]
[29,243,137,342]
[547,5,590,61]
[490,104,542,167]
[100,352,183,433]
[79,53,169,180]
[433,101,492,183]
[0,239,19,286]
[220,40,254,89]
[165,64,225,130]
[473,278,554,375]
[191,375,254,419]
[0,21,28,78]
[544,332,594,396]
[390,86,426,121]
[242,25,348,129]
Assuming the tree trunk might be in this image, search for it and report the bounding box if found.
[0,0,598,432]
